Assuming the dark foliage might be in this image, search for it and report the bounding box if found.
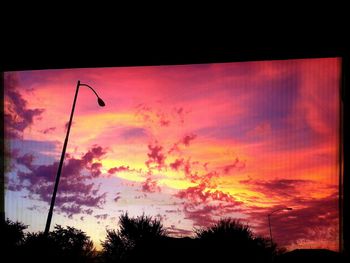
[1,218,28,262]
[20,225,96,263]
[101,229,129,262]
[194,218,275,263]
[4,216,344,263]
[101,212,166,262]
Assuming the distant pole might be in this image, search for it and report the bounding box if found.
[267,207,292,247]
[43,81,105,237]
[268,214,273,246]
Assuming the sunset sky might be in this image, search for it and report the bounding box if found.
[4,58,341,251]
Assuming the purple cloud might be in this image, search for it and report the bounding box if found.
[114,192,121,202]
[240,179,314,198]
[121,127,147,139]
[4,74,45,138]
[60,204,82,218]
[247,192,339,248]
[16,153,35,169]
[175,182,243,228]
[95,214,109,220]
[7,145,108,217]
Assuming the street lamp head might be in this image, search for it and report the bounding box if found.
[97,97,106,107]
[78,82,105,107]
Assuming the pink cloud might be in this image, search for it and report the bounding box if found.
[145,143,166,170]
[173,107,186,124]
[181,134,197,146]
[169,158,184,171]
[40,127,56,134]
[183,159,201,183]
[168,134,197,154]
[136,103,172,127]
[166,226,193,237]
[175,183,240,205]
[108,166,130,175]
[141,177,161,193]
[222,158,246,174]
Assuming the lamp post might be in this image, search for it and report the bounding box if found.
[44,80,105,237]
[268,207,292,247]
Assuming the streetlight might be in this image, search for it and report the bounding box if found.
[44,80,105,237]
[268,207,292,247]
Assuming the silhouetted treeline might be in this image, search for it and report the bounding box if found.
[100,214,276,263]
[2,215,346,263]
[1,219,96,263]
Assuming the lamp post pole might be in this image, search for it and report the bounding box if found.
[44,81,104,237]
[267,207,292,247]
[268,213,273,247]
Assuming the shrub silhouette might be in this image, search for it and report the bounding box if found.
[195,218,274,263]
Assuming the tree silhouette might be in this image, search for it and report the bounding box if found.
[1,218,27,262]
[101,213,167,263]
[101,229,129,263]
[21,225,96,263]
[195,218,275,263]
[118,212,166,244]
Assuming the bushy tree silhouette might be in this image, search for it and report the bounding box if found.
[1,218,27,262]
[101,213,167,263]
[118,212,166,244]
[101,229,129,263]
[195,218,275,263]
[21,225,96,263]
